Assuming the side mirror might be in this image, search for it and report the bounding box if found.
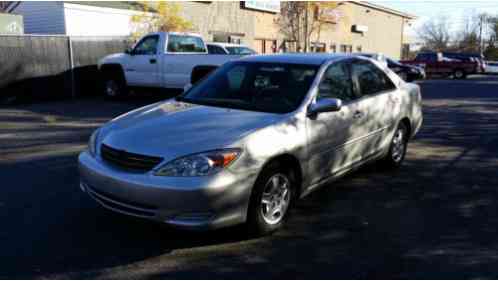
[308,98,342,116]
[125,47,133,55]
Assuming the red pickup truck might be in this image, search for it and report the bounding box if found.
[401,52,477,79]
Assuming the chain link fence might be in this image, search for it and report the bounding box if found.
[0,35,131,104]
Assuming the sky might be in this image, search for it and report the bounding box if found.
[369,0,498,40]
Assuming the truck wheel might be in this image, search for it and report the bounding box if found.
[453,69,466,79]
[103,68,128,99]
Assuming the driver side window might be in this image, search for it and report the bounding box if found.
[132,35,159,55]
[317,62,355,102]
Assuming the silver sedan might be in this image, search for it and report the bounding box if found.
[79,54,423,235]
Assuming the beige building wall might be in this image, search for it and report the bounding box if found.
[252,10,280,53]
[312,2,407,59]
[174,2,412,59]
[177,1,256,46]
[177,1,282,53]
[349,2,405,59]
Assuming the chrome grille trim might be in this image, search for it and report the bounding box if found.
[100,144,163,172]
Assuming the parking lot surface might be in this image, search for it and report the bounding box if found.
[1,76,498,279]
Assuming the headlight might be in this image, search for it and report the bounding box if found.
[155,149,241,177]
[88,129,100,157]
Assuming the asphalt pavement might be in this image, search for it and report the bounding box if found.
[1,75,498,279]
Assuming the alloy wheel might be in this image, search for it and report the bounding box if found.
[391,128,405,163]
[260,173,291,225]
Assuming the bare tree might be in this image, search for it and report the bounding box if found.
[484,15,498,59]
[418,17,452,51]
[455,14,481,53]
[276,2,342,52]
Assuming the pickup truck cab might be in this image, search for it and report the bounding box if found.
[401,52,477,79]
[98,32,242,98]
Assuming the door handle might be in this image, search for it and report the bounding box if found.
[149,58,157,64]
[353,111,363,119]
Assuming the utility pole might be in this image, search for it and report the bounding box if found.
[479,14,486,56]
[304,2,309,52]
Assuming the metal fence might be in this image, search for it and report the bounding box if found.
[0,35,131,104]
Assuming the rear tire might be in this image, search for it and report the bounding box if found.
[246,162,295,236]
[381,122,408,169]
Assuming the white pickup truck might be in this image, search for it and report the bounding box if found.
[98,32,242,98]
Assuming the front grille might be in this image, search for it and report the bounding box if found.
[101,144,163,172]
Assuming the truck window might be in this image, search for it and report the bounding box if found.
[167,35,207,53]
[416,53,436,62]
[132,35,159,55]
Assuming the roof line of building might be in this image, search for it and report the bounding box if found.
[352,1,417,20]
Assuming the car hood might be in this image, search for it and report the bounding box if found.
[100,100,283,160]
[99,53,127,66]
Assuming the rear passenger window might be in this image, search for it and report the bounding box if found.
[352,60,396,97]
[167,35,206,53]
[317,62,355,102]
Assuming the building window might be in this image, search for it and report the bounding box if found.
[311,42,326,52]
[340,44,352,53]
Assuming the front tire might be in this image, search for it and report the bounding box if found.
[104,72,127,99]
[247,162,295,236]
[453,69,466,79]
[382,122,408,169]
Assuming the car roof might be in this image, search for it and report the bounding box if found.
[238,53,353,66]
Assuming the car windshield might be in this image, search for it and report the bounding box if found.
[226,46,256,55]
[178,62,319,114]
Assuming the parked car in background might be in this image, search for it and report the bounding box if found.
[79,54,423,235]
[356,53,424,82]
[98,32,242,98]
[485,61,498,74]
[386,57,426,82]
[401,52,477,79]
[355,53,388,68]
[207,42,257,55]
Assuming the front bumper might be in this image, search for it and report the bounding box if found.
[78,151,257,230]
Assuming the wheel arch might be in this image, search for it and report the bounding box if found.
[399,117,412,138]
[100,64,127,83]
[256,153,304,198]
